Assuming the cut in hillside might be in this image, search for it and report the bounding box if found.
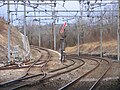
[0,18,30,63]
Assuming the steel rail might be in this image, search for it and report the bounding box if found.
[0,46,51,90]
[58,56,100,90]
[58,56,111,90]
[10,57,85,90]
[8,46,52,90]
[0,47,43,85]
[0,48,43,70]
[48,58,76,73]
[89,57,112,90]
[0,54,111,90]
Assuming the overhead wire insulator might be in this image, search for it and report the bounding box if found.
[36,4,39,8]
[79,0,81,4]
[79,0,85,3]
[28,0,30,4]
[62,0,65,7]
[22,0,25,3]
[87,1,90,5]
[33,8,37,20]
[57,18,59,23]
[75,11,78,17]
[63,2,65,7]
[95,0,97,3]
[54,3,56,7]
[41,0,44,2]
[45,9,47,12]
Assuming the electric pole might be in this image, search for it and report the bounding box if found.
[117,0,120,61]
[100,2,103,58]
[53,1,56,50]
[24,0,27,52]
[39,18,41,47]
[51,1,56,50]
[7,0,11,64]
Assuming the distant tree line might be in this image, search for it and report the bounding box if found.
[17,6,118,50]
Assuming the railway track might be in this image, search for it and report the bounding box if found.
[12,56,97,90]
[89,57,112,90]
[58,56,112,90]
[1,54,85,90]
[0,46,51,90]
[0,51,112,90]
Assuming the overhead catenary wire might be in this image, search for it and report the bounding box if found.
[56,2,75,16]
[0,1,118,38]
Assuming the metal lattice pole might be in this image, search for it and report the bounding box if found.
[100,26,103,58]
[39,18,41,47]
[77,21,80,56]
[100,3,103,58]
[53,1,56,50]
[7,0,10,64]
[117,0,120,61]
[23,1,27,51]
[78,1,83,56]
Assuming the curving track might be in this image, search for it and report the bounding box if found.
[14,55,99,90]
[58,56,112,90]
[11,55,85,90]
[0,51,112,90]
[1,53,86,90]
[0,46,51,90]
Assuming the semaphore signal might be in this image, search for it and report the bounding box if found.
[60,22,67,34]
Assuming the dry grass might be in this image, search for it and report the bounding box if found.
[66,40,117,55]
[0,18,24,57]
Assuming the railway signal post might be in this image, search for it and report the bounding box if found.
[60,38,65,62]
[60,22,67,62]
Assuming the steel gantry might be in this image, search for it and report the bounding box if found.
[0,0,118,1]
